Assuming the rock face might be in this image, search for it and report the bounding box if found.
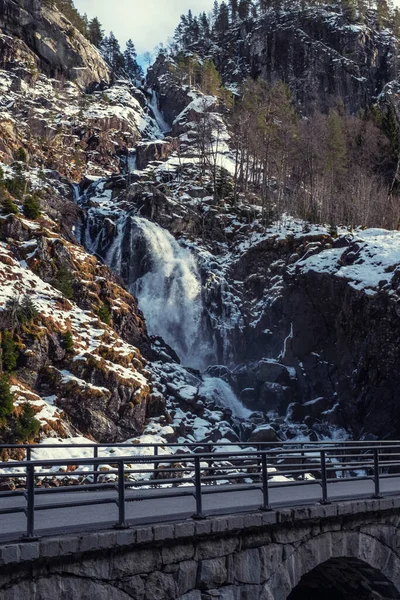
[0,0,110,89]
[169,6,399,115]
[147,56,193,122]
[247,9,398,113]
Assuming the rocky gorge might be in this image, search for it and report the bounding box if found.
[0,0,399,467]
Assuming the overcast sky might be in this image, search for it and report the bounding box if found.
[74,0,400,55]
[74,0,216,54]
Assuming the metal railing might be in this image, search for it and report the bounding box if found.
[0,441,399,541]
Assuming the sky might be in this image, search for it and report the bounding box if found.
[74,0,216,55]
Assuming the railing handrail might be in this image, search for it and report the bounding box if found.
[0,441,396,542]
[0,440,398,450]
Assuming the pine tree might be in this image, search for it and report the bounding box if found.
[341,0,357,20]
[238,0,252,20]
[98,302,111,325]
[51,265,74,299]
[102,32,124,73]
[20,296,38,323]
[88,17,104,48]
[377,0,390,29]
[0,376,14,420]
[230,0,239,21]
[216,2,230,35]
[62,330,74,351]
[15,403,40,442]
[201,59,222,95]
[124,39,143,81]
[1,332,18,373]
[1,190,18,215]
[23,194,41,220]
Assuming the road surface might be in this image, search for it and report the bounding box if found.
[0,476,399,543]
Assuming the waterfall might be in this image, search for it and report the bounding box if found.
[86,212,216,370]
[149,90,170,134]
[199,377,251,419]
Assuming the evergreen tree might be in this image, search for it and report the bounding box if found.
[51,265,74,299]
[98,302,111,325]
[238,0,252,20]
[102,32,124,73]
[230,0,239,21]
[20,296,38,323]
[62,330,74,351]
[377,0,390,29]
[123,39,144,81]
[216,2,230,35]
[15,403,40,441]
[341,0,357,20]
[23,194,41,220]
[1,332,18,373]
[1,190,18,215]
[201,59,222,95]
[0,376,14,420]
[88,17,104,48]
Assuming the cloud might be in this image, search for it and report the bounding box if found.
[74,0,217,53]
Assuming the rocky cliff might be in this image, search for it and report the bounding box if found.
[0,0,110,89]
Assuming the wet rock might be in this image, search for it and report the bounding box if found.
[259,382,293,415]
[303,397,332,419]
[286,403,306,424]
[257,360,292,386]
[249,425,279,444]
[240,388,258,407]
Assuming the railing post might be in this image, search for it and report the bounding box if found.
[193,456,205,519]
[207,444,213,485]
[320,450,330,505]
[114,460,129,529]
[154,445,159,481]
[26,446,31,463]
[93,446,99,485]
[22,463,37,540]
[260,452,271,511]
[373,448,382,499]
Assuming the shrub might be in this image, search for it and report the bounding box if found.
[15,403,40,441]
[62,330,74,351]
[6,175,26,200]
[0,376,14,420]
[1,331,18,372]
[98,302,111,325]
[23,194,41,220]
[5,295,39,328]
[1,193,18,215]
[14,147,27,163]
[51,265,74,299]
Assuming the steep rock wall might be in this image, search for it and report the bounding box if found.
[0,0,110,88]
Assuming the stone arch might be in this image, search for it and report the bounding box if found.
[263,529,400,600]
[287,557,399,599]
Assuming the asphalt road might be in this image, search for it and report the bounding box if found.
[0,476,399,543]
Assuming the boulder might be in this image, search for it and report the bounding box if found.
[286,402,306,424]
[249,424,279,444]
[240,388,258,406]
[257,360,292,385]
[303,397,333,419]
[259,382,293,414]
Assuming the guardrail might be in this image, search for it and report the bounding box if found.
[0,441,399,540]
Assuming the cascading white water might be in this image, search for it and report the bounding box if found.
[86,211,215,370]
[129,217,215,370]
[149,90,170,134]
[199,377,251,419]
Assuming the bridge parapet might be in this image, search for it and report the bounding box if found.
[1,496,400,599]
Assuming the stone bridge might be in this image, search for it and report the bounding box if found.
[1,496,400,600]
